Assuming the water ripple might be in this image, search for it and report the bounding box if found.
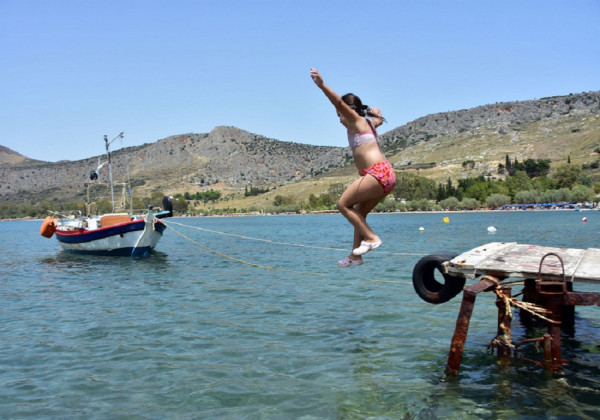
[1,214,599,418]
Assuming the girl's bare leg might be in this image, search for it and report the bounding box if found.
[337,176,385,260]
[352,196,383,247]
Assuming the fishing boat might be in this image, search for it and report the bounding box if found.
[40,132,172,257]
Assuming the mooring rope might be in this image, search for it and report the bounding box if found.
[167,219,426,256]
[162,219,412,285]
[488,279,559,325]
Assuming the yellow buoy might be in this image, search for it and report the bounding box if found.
[443,217,449,223]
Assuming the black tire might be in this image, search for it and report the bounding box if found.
[412,252,465,304]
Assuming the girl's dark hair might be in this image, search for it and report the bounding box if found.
[341,93,386,122]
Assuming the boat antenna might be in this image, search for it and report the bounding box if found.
[104,132,124,213]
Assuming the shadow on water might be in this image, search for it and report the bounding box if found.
[39,250,170,268]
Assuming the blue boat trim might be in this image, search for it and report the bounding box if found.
[56,220,166,244]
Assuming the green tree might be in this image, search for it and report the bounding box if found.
[490,181,511,196]
[552,164,581,189]
[96,198,113,214]
[555,188,572,202]
[514,190,540,204]
[394,173,437,201]
[464,181,493,202]
[446,177,455,197]
[150,191,165,208]
[523,158,551,178]
[63,201,86,213]
[459,198,480,210]
[407,199,433,211]
[273,195,295,207]
[393,173,418,200]
[320,193,335,207]
[540,189,561,203]
[439,196,459,210]
[569,185,595,202]
[505,171,532,197]
[0,203,19,219]
[132,196,145,211]
[328,183,345,197]
[308,194,321,208]
[485,193,511,208]
[531,176,557,192]
[173,196,189,213]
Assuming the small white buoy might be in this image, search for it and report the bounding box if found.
[582,217,588,223]
[487,226,497,233]
[419,226,425,232]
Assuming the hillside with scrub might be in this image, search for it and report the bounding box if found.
[1,91,599,218]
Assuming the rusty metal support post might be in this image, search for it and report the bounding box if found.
[446,290,476,376]
[495,286,513,361]
[542,333,552,365]
[446,276,498,376]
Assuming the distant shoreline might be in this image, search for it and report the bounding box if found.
[4,207,593,223]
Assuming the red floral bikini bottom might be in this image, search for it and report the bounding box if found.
[360,160,396,194]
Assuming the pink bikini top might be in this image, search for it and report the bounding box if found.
[347,120,379,150]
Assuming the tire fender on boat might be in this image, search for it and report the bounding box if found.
[40,216,58,238]
[412,251,465,304]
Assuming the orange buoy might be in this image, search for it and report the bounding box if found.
[40,216,58,238]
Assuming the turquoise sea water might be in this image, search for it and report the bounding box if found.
[1,211,600,418]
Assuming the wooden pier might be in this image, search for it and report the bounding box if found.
[424,242,600,375]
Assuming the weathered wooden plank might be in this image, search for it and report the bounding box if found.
[478,244,584,279]
[573,248,600,282]
[449,242,516,270]
[447,243,600,283]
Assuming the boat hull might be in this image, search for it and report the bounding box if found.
[55,218,166,257]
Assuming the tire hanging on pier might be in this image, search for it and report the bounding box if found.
[412,251,465,304]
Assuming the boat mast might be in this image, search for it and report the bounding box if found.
[104,132,124,213]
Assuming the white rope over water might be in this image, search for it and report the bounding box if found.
[162,219,418,285]
[166,220,426,256]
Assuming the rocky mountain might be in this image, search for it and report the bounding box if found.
[380,91,600,155]
[379,91,600,181]
[0,126,351,204]
[1,91,599,205]
[0,146,40,167]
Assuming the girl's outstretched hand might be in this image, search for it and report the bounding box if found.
[310,68,324,88]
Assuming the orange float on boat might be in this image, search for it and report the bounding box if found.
[40,216,58,238]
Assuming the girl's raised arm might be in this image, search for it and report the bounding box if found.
[310,68,359,124]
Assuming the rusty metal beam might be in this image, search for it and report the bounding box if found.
[563,291,600,306]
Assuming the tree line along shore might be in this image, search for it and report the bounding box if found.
[2,155,599,219]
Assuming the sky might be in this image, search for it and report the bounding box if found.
[1,0,599,162]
